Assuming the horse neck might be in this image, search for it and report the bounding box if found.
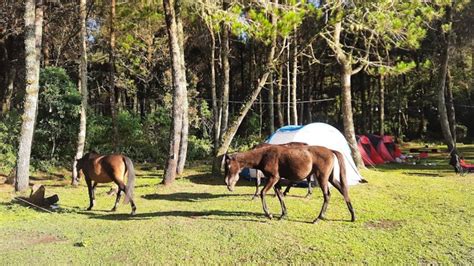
[235,149,264,169]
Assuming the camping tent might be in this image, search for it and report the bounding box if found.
[356,135,384,166]
[381,135,402,158]
[243,123,364,185]
[367,134,395,162]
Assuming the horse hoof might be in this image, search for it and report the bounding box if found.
[266,214,273,220]
[279,214,287,220]
[111,207,117,212]
[87,207,92,211]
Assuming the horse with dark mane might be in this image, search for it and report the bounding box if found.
[76,151,137,215]
[224,145,355,222]
[251,142,314,199]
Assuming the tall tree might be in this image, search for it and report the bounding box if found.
[109,0,118,151]
[378,74,385,135]
[437,4,456,153]
[176,0,189,175]
[16,0,43,191]
[212,0,280,174]
[199,0,220,156]
[163,0,187,185]
[291,30,298,125]
[319,0,439,167]
[72,0,88,185]
[276,63,284,127]
[268,72,275,133]
[220,0,231,138]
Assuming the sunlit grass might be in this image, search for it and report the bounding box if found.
[0,145,473,264]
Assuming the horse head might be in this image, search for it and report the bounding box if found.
[224,153,241,192]
[75,151,99,178]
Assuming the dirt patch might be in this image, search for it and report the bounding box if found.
[365,219,403,230]
[0,232,65,252]
[28,235,62,245]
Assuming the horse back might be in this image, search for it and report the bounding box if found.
[260,146,313,181]
[89,154,127,183]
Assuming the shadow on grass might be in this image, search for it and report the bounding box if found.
[141,192,246,202]
[80,209,353,224]
[82,209,265,222]
[186,173,264,188]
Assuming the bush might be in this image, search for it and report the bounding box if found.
[86,108,172,163]
[187,135,212,161]
[0,112,21,174]
[32,67,81,165]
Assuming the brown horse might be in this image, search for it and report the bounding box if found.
[224,145,355,222]
[251,142,313,199]
[76,152,137,215]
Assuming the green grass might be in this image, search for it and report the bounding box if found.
[0,145,473,264]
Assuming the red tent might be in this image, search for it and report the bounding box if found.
[357,135,384,166]
[381,135,402,158]
[368,135,395,162]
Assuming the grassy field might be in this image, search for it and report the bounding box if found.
[0,145,473,264]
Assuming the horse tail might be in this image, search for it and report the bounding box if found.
[332,150,348,197]
[123,156,135,204]
[332,150,356,221]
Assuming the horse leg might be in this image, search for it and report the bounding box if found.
[313,173,331,223]
[86,178,94,211]
[274,182,287,220]
[129,196,137,216]
[111,189,122,212]
[282,182,294,197]
[305,175,314,198]
[260,176,279,220]
[117,181,137,215]
[252,175,261,200]
[329,176,355,222]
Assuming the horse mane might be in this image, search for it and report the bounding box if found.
[84,151,100,159]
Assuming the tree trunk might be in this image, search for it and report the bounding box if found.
[220,0,230,138]
[109,0,118,151]
[163,0,186,185]
[276,63,284,127]
[378,74,385,136]
[72,0,88,186]
[16,0,43,192]
[268,72,275,133]
[329,21,365,168]
[341,64,365,168]
[446,68,456,143]
[176,0,188,175]
[208,26,220,156]
[437,5,456,153]
[212,0,278,175]
[360,74,368,134]
[291,32,298,125]
[1,66,16,114]
[286,39,291,125]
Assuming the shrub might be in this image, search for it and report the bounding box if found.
[187,135,213,161]
[0,111,21,174]
[32,67,81,165]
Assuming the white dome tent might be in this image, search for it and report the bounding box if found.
[242,122,363,185]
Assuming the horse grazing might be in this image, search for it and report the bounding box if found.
[76,152,137,215]
[251,142,314,199]
[224,145,355,222]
